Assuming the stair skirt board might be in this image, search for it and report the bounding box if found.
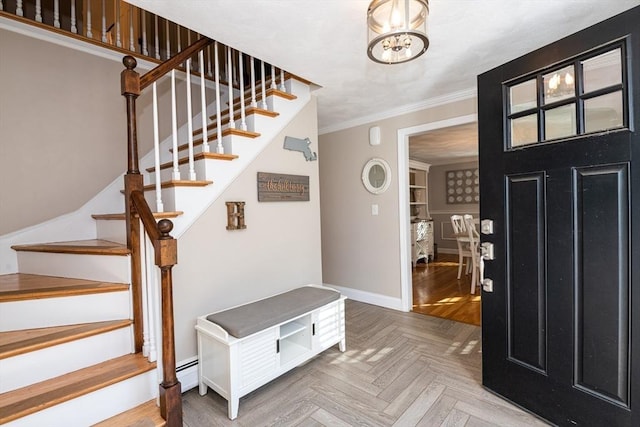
[0,291,131,331]
[4,371,158,427]
[16,252,130,283]
[1,326,134,393]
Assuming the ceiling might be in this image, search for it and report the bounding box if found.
[126,0,639,163]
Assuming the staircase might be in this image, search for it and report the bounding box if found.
[0,21,313,427]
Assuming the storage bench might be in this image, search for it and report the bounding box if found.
[195,285,346,419]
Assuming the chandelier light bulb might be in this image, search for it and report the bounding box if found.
[565,72,574,86]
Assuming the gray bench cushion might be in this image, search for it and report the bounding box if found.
[206,287,340,338]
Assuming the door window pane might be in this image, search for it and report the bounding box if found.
[543,65,575,104]
[510,79,537,114]
[583,48,622,93]
[545,104,576,140]
[585,91,623,133]
[511,114,538,147]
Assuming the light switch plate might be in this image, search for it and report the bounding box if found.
[371,204,379,215]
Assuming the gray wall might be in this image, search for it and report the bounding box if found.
[0,28,211,235]
[428,160,479,254]
[319,98,477,302]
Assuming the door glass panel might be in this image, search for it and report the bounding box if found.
[585,91,623,133]
[545,104,576,140]
[510,79,537,114]
[583,48,622,93]
[543,65,575,104]
[511,114,538,147]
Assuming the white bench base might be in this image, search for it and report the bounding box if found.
[195,285,346,419]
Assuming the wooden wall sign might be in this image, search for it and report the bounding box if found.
[257,172,309,202]
[226,202,246,230]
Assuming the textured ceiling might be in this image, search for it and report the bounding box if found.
[126,0,639,163]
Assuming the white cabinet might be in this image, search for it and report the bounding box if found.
[196,294,346,420]
[409,161,433,264]
[411,220,434,264]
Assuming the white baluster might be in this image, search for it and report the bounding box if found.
[86,0,92,38]
[70,0,77,33]
[16,0,23,16]
[250,56,257,108]
[214,42,224,154]
[143,234,158,362]
[238,52,247,131]
[207,45,213,77]
[170,70,180,181]
[141,10,148,56]
[199,50,210,153]
[129,5,135,51]
[54,0,60,28]
[260,60,268,110]
[165,20,170,58]
[0,0,3,12]
[152,82,164,213]
[280,68,286,92]
[115,0,121,47]
[101,0,107,43]
[185,58,196,180]
[154,15,160,59]
[140,230,150,358]
[35,0,42,22]
[227,47,235,129]
[270,64,277,90]
[177,26,181,52]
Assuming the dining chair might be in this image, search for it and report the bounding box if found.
[464,214,481,294]
[450,215,472,279]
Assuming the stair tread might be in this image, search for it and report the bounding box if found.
[0,319,132,359]
[142,180,213,191]
[92,212,184,220]
[0,273,129,303]
[146,152,238,173]
[92,399,165,427]
[11,239,129,256]
[177,127,260,153]
[0,353,156,424]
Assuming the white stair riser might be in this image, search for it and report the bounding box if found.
[4,370,158,427]
[0,326,134,393]
[16,252,130,283]
[286,78,308,96]
[0,291,131,331]
[245,113,274,133]
[95,220,127,245]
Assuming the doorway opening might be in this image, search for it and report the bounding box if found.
[396,115,480,325]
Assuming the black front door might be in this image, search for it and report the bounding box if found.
[478,6,640,426]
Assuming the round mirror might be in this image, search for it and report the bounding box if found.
[362,158,391,194]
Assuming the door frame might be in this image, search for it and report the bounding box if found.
[396,113,477,312]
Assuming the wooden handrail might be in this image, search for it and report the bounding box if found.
[120,37,214,427]
[130,191,161,242]
[140,37,213,90]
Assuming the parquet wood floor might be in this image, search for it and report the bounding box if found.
[182,300,549,426]
[412,254,481,326]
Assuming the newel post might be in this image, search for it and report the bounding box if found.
[156,219,182,426]
[121,55,144,353]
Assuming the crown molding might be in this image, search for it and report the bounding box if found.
[318,87,477,135]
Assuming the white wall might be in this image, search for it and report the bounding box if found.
[318,98,477,307]
[172,99,322,362]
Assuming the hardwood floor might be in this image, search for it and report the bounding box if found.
[412,254,481,326]
[182,300,548,426]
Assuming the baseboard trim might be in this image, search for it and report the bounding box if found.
[177,357,199,392]
[323,283,404,312]
[437,248,458,255]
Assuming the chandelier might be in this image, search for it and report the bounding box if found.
[367,0,429,64]
[546,70,575,99]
